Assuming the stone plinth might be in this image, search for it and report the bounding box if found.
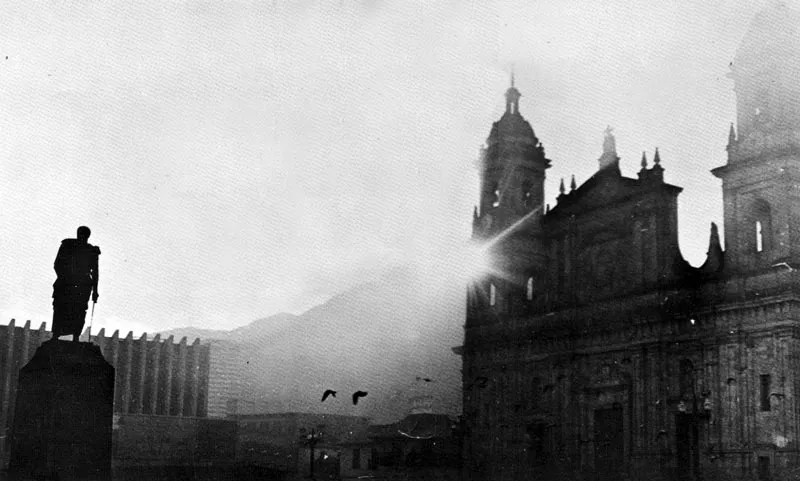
[8,340,114,481]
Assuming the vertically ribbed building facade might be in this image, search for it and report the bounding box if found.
[89,328,211,417]
[458,4,800,481]
[0,320,213,467]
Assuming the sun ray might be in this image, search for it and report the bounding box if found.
[458,203,545,290]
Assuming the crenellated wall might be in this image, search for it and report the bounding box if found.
[0,321,212,468]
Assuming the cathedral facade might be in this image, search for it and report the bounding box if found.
[459,4,800,481]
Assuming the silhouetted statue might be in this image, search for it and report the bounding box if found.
[603,125,616,154]
[51,226,100,342]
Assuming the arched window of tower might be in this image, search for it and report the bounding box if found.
[526,277,534,301]
[489,283,497,307]
[756,221,764,252]
[521,179,532,207]
[752,199,772,253]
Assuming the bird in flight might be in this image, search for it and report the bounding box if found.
[416,377,434,382]
[321,390,337,402]
[352,391,368,405]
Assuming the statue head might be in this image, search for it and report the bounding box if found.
[77,226,91,242]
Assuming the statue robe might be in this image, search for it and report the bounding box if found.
[52,239,100,338]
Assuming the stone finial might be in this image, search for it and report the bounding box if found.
[641,151,648,169]
[709,222,720,246]
[701,222,724,273]
[559,178,565,195]
[726,123,737,151]
[570,175,577,192]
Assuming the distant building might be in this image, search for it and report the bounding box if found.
[233,412,370,477]
[205,339,245,418]
[369,413,460,474]
[457,4,800,481]
[112,413,238,479]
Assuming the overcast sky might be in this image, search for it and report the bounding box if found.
[0,0,786,336]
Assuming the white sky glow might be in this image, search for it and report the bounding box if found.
[0,0,787,334]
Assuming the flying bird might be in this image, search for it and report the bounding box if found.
[416,377,434,382]
[352,391,368,405]
[321,390,337,402]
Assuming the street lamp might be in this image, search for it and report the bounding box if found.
[302,426,324,480]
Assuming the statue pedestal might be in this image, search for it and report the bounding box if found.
[8,340,114,481]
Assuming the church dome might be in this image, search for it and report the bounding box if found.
[486,82,539,146]
[487,110,538,145]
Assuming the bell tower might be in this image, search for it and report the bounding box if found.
[712,2,800,272]
[474,75,551,240]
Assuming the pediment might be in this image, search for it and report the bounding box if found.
[550,170,630,214]
[547,168,679,218]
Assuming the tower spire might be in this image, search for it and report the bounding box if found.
[504,67,521,115]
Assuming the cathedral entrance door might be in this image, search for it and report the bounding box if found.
[675,413,700,481]
[594,406,624,480]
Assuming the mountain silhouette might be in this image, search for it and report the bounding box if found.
[160,263,464,423]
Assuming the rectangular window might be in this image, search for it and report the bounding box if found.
[758,456,770,481]
[352,448,361,470]
[760,374,771,412]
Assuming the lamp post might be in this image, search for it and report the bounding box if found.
[304,427,324,480]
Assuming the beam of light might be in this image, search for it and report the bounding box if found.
[410,203,545,308]
[479,203,544,253]
[451,203,545,289]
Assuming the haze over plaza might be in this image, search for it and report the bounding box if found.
[0,1,781,335]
